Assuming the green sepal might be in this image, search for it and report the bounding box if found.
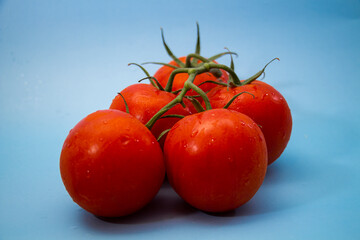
[117,92,129,114]
[223,91,255,109]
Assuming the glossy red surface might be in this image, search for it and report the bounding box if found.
[207,80,292,165]
[164,109,267,212]
[60,110,165,217]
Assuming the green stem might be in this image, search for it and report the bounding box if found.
[224,47,235,71]
[185,96,205,113]
[146,94,183,130]
[185,53,209,67]
[242,58,279,85]
[185,54,223,78]
[223,91,254,109]
[142,62,179,69]
[191,22,201,66]
[117,93,129,114]
[160,114,185,119]
[157,129,171,142]
[128,63,156,88]
[138,76,164,91]
[186,81,212,110]
[145,61,242,129]
[161,28,185,67]
[208,51,238,62]
[197,80,228,87]
[207,62,241,85]
[146,73,196,129]
[164,68,191,92]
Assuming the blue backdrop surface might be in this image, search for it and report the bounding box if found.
[0,0,359,239]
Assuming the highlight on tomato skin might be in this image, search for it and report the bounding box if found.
[153,56,228,96]
[206,80,292,165]
[164,108,268,213]
[59,109,165,218]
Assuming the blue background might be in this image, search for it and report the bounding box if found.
[1,0,360,239]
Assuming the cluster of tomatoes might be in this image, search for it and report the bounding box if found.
[60,25,292,218]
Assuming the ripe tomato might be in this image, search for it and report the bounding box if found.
[206,80,292,165]
[60,109,165,217]
[110,83,193,147]
[154,56,228,96]
[164,109,267,213]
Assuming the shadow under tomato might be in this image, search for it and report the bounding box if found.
[78,180,196,233]
[193,149,353,226]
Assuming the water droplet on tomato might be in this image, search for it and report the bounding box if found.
[99,137,104,142]
[103,120,108,124]
[241,122,245,126]
[261,93,269,100]
[191,130,199,137]
[120,135,131,145]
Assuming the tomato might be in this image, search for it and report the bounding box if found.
[110,83,193,147]
[154,57,228,96]
[164,109,267,213]
[60,109,165,217]
[206,80,292,165]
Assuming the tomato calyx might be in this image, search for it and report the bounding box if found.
[241,58,280,86]
[144,62,255,130]
[138,76,165,91]
[222,91,255,109]
[143,23,237,93]
[129,23,278,131]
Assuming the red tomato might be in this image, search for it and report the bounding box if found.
[164,109,267,213]
[110,83,193,147]
[60,109,165,217]
[206,80,292,165]
[154,56,228,96]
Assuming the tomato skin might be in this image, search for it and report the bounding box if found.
[206,80,292,165]
[60,109,165,217]
[110,84,193,146]
[154,57,228,96]
[164,109,267,213]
